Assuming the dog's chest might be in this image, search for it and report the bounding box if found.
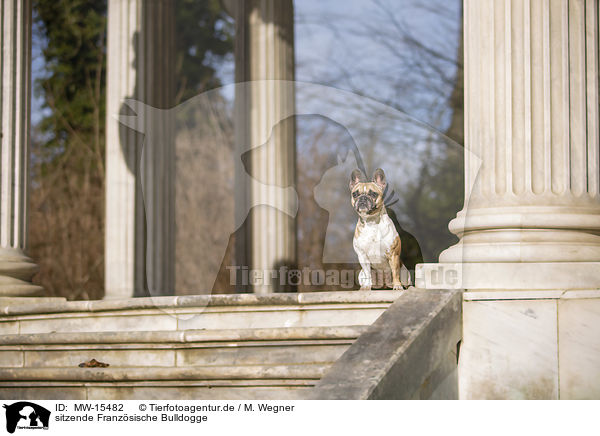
[353,215,398,262]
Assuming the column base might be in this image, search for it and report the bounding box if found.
[440,205,600,263]
[0,248,43,297]
[415,262,600,290]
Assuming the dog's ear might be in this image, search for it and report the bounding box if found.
[349,169,365,190]
[372,168,387,190]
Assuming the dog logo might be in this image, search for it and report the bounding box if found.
[2,402,50,433]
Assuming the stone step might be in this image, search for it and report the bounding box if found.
[0,364,327,381]
[0,291,400,334]
[0,365,326,400]
[0,381,310,400]
[0,291,406,400]
[0,326,365,368]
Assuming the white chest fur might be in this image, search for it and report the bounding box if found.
[353,213,399,267]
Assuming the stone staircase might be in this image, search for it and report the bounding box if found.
[0,291,400,400]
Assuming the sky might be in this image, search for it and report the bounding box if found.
[211,0,461,132]
[293,0,461,131]
[31,17,49,126]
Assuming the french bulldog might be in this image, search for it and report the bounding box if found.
[350,168,404,291]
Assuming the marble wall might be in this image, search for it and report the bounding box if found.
[459,290,600,399]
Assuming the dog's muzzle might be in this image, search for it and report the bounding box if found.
[355,195,374,213]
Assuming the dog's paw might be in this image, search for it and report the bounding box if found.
[358,270,372,288]
[359,285,372,291]
[392,283,404,291]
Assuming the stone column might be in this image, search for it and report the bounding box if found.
[105,0,175,298]
[233,0,297,294]
[419,0,600,290]
[416,0,600,400]
[0,0,42,297]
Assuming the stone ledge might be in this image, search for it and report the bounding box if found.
[0,305,391,335]
[0,364,328,381]
[0,379,314,387]
[464,289,600,301]
[0,384,310,400]
[0,297,66,305]
[0,290,403,316]
[0,325,367,345]
[416,262,600,290]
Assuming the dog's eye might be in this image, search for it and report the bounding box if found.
[352,191,359,198]
[368,190,378,198]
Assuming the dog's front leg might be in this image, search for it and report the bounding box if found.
[389,252,404,290]
[357,254,372,291]
[386,235,404,290]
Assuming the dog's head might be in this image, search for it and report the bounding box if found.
[349,168,387,218]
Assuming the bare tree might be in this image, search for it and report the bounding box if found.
[294,0,464,266]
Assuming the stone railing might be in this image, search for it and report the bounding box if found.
[306,288,462,400]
